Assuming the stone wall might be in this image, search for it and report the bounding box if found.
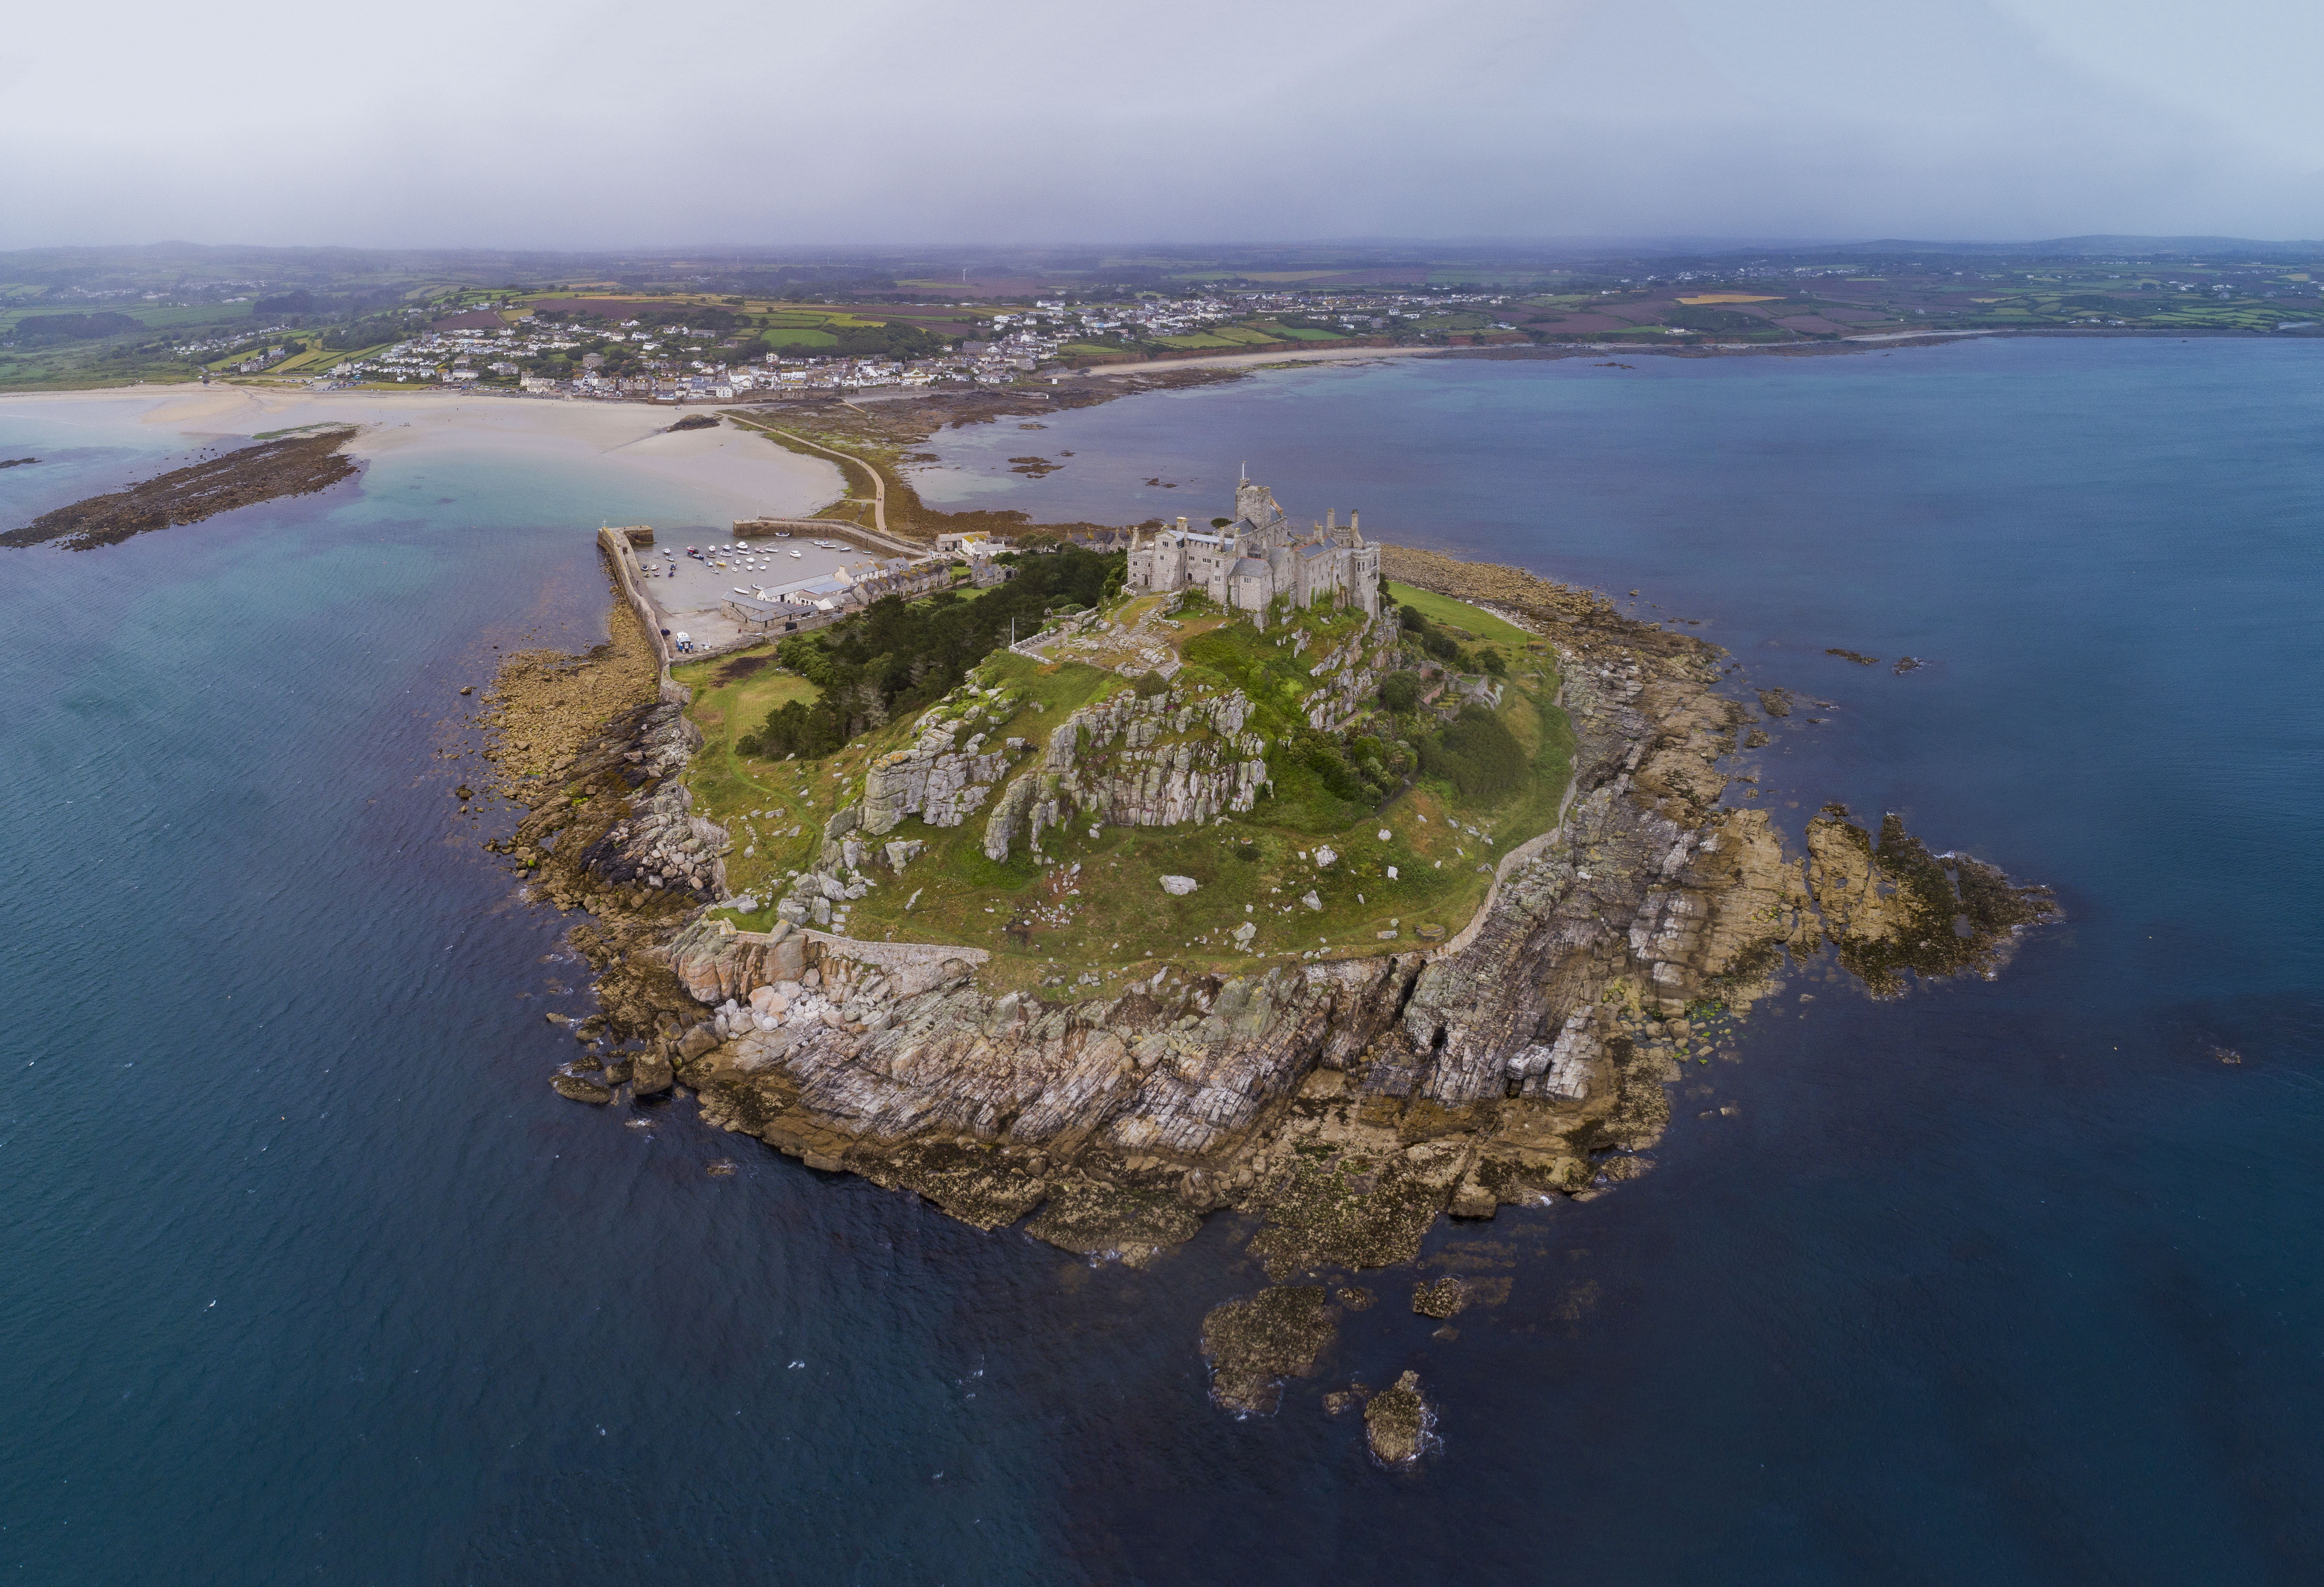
[663,913,989,1007]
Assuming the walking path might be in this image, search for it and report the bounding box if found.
[723,414,888,534]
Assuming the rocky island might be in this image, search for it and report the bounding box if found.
[1,425,358,550]
[467,474,2055,1453]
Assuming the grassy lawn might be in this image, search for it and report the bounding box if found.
[685,587,1574,993]
[669,646,822,862]
[1385,582,1534,644]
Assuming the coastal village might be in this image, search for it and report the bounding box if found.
[10,242,2321,396]
[169,286,1535,399]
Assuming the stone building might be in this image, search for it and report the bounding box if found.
[1125,472,1381,627]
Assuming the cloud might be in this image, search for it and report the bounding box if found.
[0,0,2314,248]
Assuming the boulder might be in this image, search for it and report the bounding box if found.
[552,1074,613,1104]
[1449,1175,1497,1219]
[1160,875,1199,896]
[1365,1371,1432,1464]
[631,1054,675,1095]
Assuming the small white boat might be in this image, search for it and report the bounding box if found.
[789,548,802,558]
[733,587,751,595]
[773,531,792,539]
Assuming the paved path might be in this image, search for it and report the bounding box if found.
[725,414,887,535]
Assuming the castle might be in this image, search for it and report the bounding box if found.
[1124,473,1381,627]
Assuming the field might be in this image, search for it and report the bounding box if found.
[680,585,1573,994]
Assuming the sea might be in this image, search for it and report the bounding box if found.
[4,338,2320,1584]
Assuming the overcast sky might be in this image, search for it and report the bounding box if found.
[5,0,2318,250]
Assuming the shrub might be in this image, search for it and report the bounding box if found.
[1420,705,1526,802]
[1422,630,1469,669]
[1293,728,1373,803]
[1379,671,1423,713]
[746,547,1122,758]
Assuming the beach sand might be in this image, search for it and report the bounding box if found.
[0,385,844,523]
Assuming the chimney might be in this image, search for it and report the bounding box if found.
[1350,510,1360,537]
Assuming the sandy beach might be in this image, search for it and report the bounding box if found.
[0,385,844,523]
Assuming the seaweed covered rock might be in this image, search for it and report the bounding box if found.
[1201,1285,1338,1415]
[552,1074,612,1104]
[1411,1276,1468,1319]
[1365,1370,1433,1464]
[1805,806,2058,996]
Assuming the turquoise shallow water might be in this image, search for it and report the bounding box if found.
[3,343,2321,1583]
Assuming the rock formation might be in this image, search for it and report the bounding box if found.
[1365,1371,1433,1464]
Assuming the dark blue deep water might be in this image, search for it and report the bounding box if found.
[5,339,2320,1583]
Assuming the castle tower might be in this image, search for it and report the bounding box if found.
[1352,508,1380,617]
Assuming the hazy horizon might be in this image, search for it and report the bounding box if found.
[8,0,2319,252]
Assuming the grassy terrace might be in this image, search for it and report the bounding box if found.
[672,586,1573,993]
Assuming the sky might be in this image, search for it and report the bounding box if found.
[3,0,2318,249]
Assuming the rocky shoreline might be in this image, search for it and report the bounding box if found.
[477,541,2055,1451]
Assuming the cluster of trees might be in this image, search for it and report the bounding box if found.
[1419,705,1527,802]
[1281,726,1408,810]
[1396,603,1504,675]
[1382,603,1526,801]
[6,312,144,346]
[737,548,1121,760]
[768,321,949,360]
[321,312,422,350]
